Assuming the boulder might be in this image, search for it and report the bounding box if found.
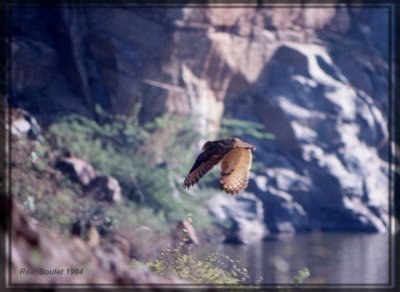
[206,193,267,244]
[55,155,96,186]
[85,175,122,203]
[248,170,311,233]
[9,108,41,139]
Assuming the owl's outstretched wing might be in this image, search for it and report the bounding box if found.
[182,142,234,189]
[182,153,223,189]
[219,147,253,194]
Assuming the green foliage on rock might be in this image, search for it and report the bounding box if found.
[45,104,208,227]
[131,215,249,285]
[142,243,249,284]
[11,137,74,227]
[292,267,311,285]
[219,118,274,140]
[135,241,249,285]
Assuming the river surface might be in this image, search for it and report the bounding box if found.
[194,232,391,285]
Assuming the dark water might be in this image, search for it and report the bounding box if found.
[194,232,390,285]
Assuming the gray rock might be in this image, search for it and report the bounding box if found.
[207,193,267,244]
[55,156,96,186]
[248,174,310,233]
[86,176,122,203]
[11,118,31,137]
[340,196,387,232]
[9,108,41,139]
[247,42,389,232]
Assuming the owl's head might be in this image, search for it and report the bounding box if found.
[202,141,212,151]
[233,137,256,150]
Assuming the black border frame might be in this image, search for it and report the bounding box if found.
[1,0,399,290]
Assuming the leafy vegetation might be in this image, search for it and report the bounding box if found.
[44,105,211,228]
[11,136,81,231]
[292,267,311,285]
[142,244,249,284]
[134,218,250,285]
[219,118,274,140]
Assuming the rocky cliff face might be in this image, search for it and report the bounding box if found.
[10,6,391,232]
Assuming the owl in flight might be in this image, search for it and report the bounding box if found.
[183,138,256,194]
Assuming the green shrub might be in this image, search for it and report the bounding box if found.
[45,105,209,227]
[292,267,311,285]
[219,118,274,140]
[143,245,249,284]
[135,242,249,284]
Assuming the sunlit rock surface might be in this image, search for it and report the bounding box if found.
[207,193,267,244]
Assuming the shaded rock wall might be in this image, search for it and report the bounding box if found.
[10,5,391,232]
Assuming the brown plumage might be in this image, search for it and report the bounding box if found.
[182,138,256,194]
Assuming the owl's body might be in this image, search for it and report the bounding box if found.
[183,138,255,194]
